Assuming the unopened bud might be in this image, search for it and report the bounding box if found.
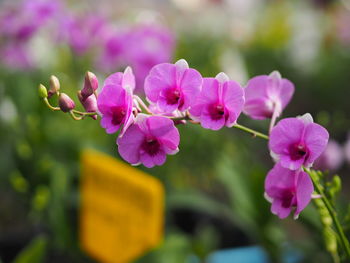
[58,93,75,112]
[38,84,48,99]
[77,91,98,120]
[48,75,60,98]
[81,71,98,99]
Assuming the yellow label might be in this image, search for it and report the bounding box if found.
[80,150,164,263]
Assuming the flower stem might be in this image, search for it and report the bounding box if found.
[72,110,97,116]
[134,95,152,114]
[168,116,269,140]
[307,169,350,259]
[269,104,280,134]
[43,98,60,111]
[69,111,83,120]
[232,124,269,140]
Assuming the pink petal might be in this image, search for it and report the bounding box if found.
[269,118,305,156]
[304,123,329,167]
[104,72,123,86]
[122,67,136,93]
[200,78,220,102]
[200,109,225,130]
[271,199,292,219]
[146,116,180,146]
[222,80,244,125]
[100,116,120,134]
[178,68,202,110]
[144,63,177,103]
[97,84,126,113]
[265,163,295,195]
[119,98,134,137]
[243,98,273,120]
[279,154,305,171]
[295,171,313,217]
[244,76,269,101]
[140,150,166,168]
[279,79,295,108]
[117,124,145,165]
[157,93,180,113]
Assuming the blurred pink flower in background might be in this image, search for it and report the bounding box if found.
[0,44,32,69]
[98,24,175,91]
[0,0,175,76]
[0,0,60,41]
[314,139,344,171]
[0,0,60,69]
[59,13,108,55]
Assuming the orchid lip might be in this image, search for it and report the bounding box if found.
[111,106,126,125]
[142,137,161,156]
[165,88,181,105]
[289,142,309,161]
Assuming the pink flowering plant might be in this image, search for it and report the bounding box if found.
[38,59,350,261]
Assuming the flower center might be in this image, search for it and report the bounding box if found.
[142,138,161,156]
[111,106,126,125]
[280,189,296,208]
[165,89,181,105]
[209,103,226,120]
[289,142,309,161]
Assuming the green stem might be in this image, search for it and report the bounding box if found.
[43,98,60,111]
[69,111,83,121]
[168,116,269,140]
[232,124,269,140]
[72,110,97,116]
[307,169,350,259]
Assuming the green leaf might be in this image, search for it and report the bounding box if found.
[12,235,48,263]
[167,191,238,226]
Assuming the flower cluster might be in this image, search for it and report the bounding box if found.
[0,0,175,87]
[266,114,329,219]
[97,59,245,167]
[39,58,330,220]
[0,0,60,69]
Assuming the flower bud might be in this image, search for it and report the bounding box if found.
[58,93,75,112]
[81,71,98,99]
[38,84,48,99]
[48,75,60,98]
[77,91,98,120]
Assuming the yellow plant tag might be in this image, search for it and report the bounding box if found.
[80,150,164,263]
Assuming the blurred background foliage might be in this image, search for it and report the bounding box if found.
[1,0,350,262]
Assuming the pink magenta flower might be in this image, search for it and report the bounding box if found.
[269,113,329,170]
[314,140,344,171]
[243,71,294,120]
[117,114,180,168]
[144,59,202,113]
[189,72,245,130]
[60,13,107,55]
[98,24,175,91]
[97,67,135,135]
[264,163,314,219]
[0,0,59,41]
